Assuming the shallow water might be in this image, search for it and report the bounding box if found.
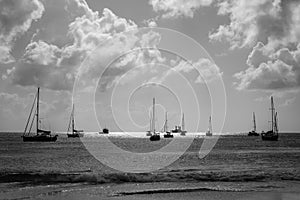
[0,132,299,199]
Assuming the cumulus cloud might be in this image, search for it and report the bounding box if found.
[8,0,162,91]
[208,0,300,91]
[149,0,213,18]
[150,57,222,84]
[0,0,44,64]
[9,40,74,91]
[210,0,300,50]
[234,43,300,91]
[7,0,221,92]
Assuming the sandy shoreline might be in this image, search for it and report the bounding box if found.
[1,181,300,200]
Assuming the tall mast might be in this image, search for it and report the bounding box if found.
[253,112,256,132]
[72,104,75,135]
[209,116,212,133]
[270,96,274,132]
[274,112,278,134]
[165,111,168,132]
[153,98,155,133]
[182,113,185,131]
[149,113,152,132]
[36,87,40,135]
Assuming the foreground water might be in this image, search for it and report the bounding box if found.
[0,132,299,199]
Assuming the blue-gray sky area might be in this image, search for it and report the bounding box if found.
[0,0,300,133]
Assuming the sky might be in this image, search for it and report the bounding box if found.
[0,0,300,133]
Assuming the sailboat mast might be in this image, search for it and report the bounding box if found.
[182,113,185,131]
[253,112,256,132]
[36,87,40,135]
[209,116,212,132]
[72,104,75,135]
[165,111,168,132]
[274,112,278,134]
[271,96,274,132]
[152,98,155,133]
[149,114,152,132]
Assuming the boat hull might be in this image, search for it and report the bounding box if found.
[261,131,278,141]
[206,132,212,136]
[99,128,109,134]
[150,134,160,141]
[163,133,174,138]
[67,133,83,138]
[248,131,259,136]
[22,135,58,142]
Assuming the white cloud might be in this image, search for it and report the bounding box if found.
[150,57,222,84]
[0,0,45,64]
[10,40,73,91]
[234,43,300,91]
[149,0,213,18]
[209,0,300,92]
[210,0,300,50]
[8,1,164,92]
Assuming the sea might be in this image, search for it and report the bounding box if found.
[0,132,300,200]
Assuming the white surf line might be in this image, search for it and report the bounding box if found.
[111,187,251,196]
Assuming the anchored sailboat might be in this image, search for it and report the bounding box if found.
[146,114,152,136]
[163,112,173,138]
[180,113,187,136]
[206,116,213,136]
[99,126,109,134]
[171,113,187,136]
[99,121,109,134]
[248,112,259,136]
[149,98,160,141]
[67,104,84,138]
[261,96,279,141]
[22,87,58,142]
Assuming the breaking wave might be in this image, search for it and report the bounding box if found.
[1,169,299,185]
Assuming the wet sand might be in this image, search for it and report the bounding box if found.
[1,181,300,200]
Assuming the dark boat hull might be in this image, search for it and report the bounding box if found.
[163,133,173,138]
[248,131,259,136]
[206,133,212,136]
[67,133,83,138]
[150,134,160,141]
[99,128,109,134]
[261,131,278,141]
[22,135,58,142]
[103,128,109,134]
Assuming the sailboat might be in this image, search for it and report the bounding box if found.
[22,87,58,142]
[146,114,152,136]
[206,116,213,136]
[261,96,279,141]
[149,98,160,141]
[99,127,109,134]
[171,113,187,136]
[248,112,259,136]
[180,113,187,136]
[163,112,173,138]
[99,121,109,134]
[67,104,84,138]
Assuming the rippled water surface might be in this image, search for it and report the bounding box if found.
[0,132,299,199]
